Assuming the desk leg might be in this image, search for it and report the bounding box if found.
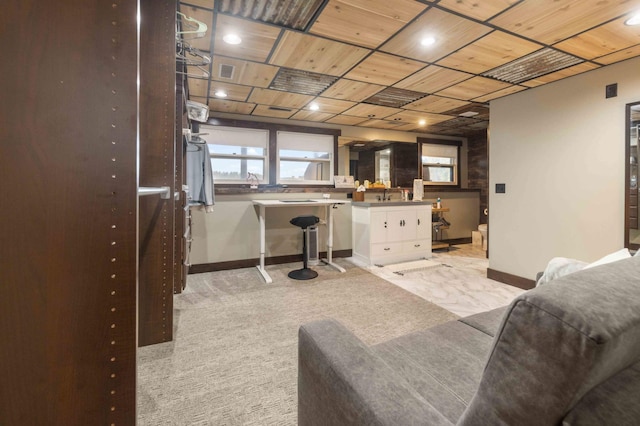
[321,204,345,273]
[256,204,272,283]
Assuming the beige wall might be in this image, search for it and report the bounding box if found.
[489,56,640,280]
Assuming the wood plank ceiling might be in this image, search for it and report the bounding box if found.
[178,0,640,137]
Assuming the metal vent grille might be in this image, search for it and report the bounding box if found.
[362,87,426,108]
[483,48,583,84]
[269,68,338,96]
[218,0,325,31]
[268,106,292,112]
[219,64,235,79]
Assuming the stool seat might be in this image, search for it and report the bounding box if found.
[288,215,320,280]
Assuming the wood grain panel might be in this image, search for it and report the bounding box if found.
[310,0,428,48]
[1,0,138,423]
[214,14,281,61]
[472,85,527,102]
[386,110,454,125]
[139,0,176,347]
[269,30,370,76]
[249,87,314,109]
[207,81,252,101]
[436,76,511,100]
[554,16,640,60]
[320,78,385,102]
[489,0,637,44]
[208,99,257,114]
[595,44,640,65]
[380,7,492,62]
[324,114,369,125]
[520,62,600,87]
[392,142,419,187]
[341,103,402,118]
[252,104,297,118]
[438,0,519,21]
[467,131,489,224]
[211,55,279,87]
[394,65,472,94]
[344,52,426,86]
[290,110,336,121]
[309,97,357,114]
[404,95,471,113]
[437,31,542,74]
[358,119,406,129]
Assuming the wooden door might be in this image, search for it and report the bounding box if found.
[1,0,138,423]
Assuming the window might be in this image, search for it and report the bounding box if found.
[277,131,334,184]
[422,143,458,186]
[201,125,268,183]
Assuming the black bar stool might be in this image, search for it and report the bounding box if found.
[288,215,320,280]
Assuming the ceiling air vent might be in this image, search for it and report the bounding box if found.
[219,64,235,79]
[268,106,292,112]
[270,68,338,96]
[483,48,583,85]
[363,87,427,108]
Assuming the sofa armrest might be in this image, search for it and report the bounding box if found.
[298,319,453,426]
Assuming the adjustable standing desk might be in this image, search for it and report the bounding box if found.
[252,199,349,283]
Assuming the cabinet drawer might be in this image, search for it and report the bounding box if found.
[371,242,403,257]
[403,240,430,254]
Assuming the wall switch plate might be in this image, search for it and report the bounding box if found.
[496,183,506,193]
[606,83,618,98]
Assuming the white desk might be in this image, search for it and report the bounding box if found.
[252,199,349,283]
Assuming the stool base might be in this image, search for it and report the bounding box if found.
[288,268,318,280]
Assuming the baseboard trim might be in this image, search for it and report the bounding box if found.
[189,249,353,274]
[487,268,535,290]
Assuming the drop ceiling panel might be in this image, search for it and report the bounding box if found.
[553,16,640,60]
[309,0,428,48]
[309,97,357,114]
[489,0,639,45]
[211,56,279,87]
[320,79,385,102]
[208,99,257,114]
[248,88,314,109]
[218,0,325,31]
[386,110,454,125]
[472,85,527,102]
[208,82,253,101]
[394,66,473,93]
[214,14,281,62]
[187,77,209,98]
[444,103,490,120]
[324,115,369,125]
[380,8,492,63]
[436,31,543,74]
[252,105,297,118]
[342,103,402,119]
[438,0,519,22]
[269,30,370,76]
[436,76,512,100]
[363,87,427,108]
[404,96,471,114]
[344,52,426,86]
[290,110,336,121]
[269,68,338,95]
[595,44,640,65]
[358,119,406,129]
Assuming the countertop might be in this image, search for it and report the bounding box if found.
[351,201,433,207]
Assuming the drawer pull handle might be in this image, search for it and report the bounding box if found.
[384,247,391,251]
[417,218,420,225]
[414,244,420,247]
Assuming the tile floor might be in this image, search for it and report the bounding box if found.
[349,244,525,317]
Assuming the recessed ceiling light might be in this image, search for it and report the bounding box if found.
[223,34,242,45]
[309,102,319,111]
[625,12,640,26]
[418,119,426,126]
[420,36,436,47]
[214,90,228,98]
[354,143,365,147]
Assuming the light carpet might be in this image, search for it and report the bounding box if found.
[137,259,458,425]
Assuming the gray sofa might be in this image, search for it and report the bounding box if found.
[298,256,640,425]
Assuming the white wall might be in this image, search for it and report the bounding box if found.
[489,57,640,279]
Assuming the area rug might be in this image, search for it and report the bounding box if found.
[137,259,458,425]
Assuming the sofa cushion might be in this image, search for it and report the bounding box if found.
[458,306,507,337]
[372,320,494,423]
[562,361,640,425]
[459,256,640,426]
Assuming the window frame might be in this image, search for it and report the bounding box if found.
[276,131,334,185]
[419,139,461,187]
